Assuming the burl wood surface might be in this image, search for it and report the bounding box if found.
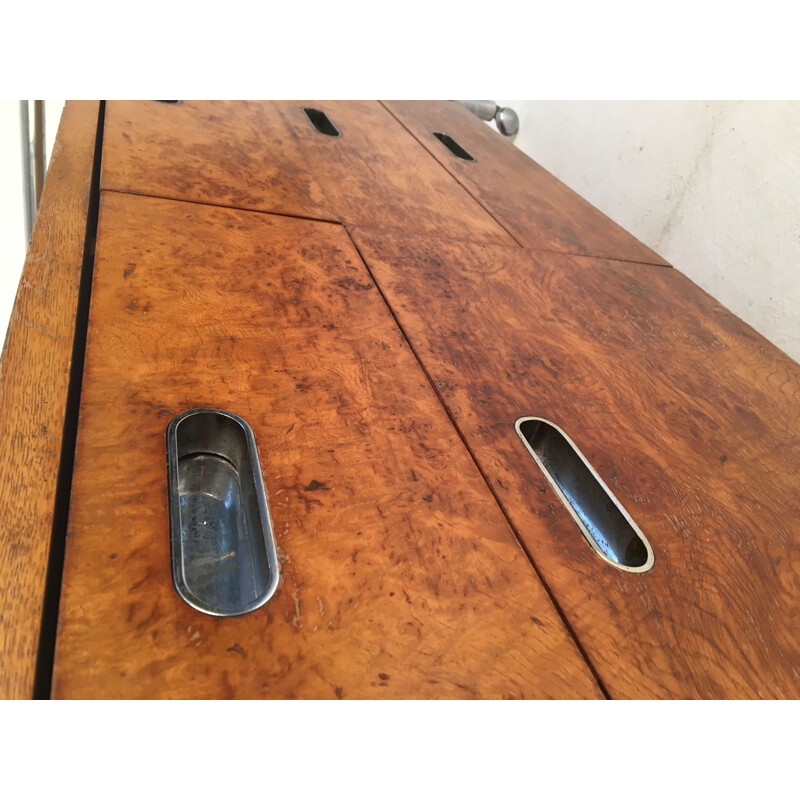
[352,231,800,699]
[52,192,602,699]
[101,101,335,222]
[384,101,670,266]
[273,101,515,245]
[0,101,100,698]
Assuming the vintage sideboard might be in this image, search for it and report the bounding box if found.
[1,100,798,699]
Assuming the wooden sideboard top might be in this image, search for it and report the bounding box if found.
[2,100,797,698]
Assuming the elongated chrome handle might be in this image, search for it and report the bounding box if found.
[167,409,280,616]
[516,417,654,573]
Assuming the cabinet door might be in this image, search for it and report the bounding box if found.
[51,190,602,699]
[385,101,669,266]
[353,230,800,699]
[101,100,335,221]
[274,101,516,244]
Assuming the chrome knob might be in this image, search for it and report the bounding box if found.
[495,106,519,137]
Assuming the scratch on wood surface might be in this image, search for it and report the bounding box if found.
[11,311,59,341]
[19,277,45,296]
[291,588,302,629]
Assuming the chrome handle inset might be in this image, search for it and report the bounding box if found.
[515,417,654,573]
[167,409,280,616]
[432,131,475,161]
[302,107,341,137]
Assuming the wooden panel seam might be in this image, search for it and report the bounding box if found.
[275,101,515,246]
[98,187,343,227]
[378,100,525,249]
[345,225,611,698]
[381,101,673,269]
[35,101,105,700]
[100,100,338,223]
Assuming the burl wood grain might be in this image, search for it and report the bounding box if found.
[0,101,100,698]
[352,231,800,699]
[383,101,670,266]
[51,192,602,699]
[101,101,335,221]
[274,101,516,245]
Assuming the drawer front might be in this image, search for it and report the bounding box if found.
[352,230,800,699]
[101,100,335,221]
[273,101,516,244]
[384,100,670,266]
[52,191,602,699]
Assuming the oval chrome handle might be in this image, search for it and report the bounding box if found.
[515,417,654,573]
[167,409,280,616]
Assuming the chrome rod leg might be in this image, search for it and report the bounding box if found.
[33,100,46,211]
[20,100,35,244]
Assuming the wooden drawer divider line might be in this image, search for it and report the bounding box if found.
[94,186,344,227]
[346,228,611,699]
[33,101,106,700]
[380,101,674,270]
[378,101,524,249]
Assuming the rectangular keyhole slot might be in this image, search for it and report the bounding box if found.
[302,107,342,137]
[516,417,654,573]
[433,131,475,161]
[167,409,280,616]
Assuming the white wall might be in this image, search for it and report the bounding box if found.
[501,100,800,363]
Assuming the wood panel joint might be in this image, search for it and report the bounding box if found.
[345,224,610,699]
[32,101,106,700]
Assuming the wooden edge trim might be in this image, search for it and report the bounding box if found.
[0,100,103,699]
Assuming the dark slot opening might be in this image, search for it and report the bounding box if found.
[302,107,341,137]
[433,131,475,161]
[516,417,653,572]
[154,100,182,104]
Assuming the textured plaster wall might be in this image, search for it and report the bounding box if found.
[502,100,800,363]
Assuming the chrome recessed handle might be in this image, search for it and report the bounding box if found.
[302,107,341,137]
[166,409,280,616]
[515,417,654,573]
[432,131,475,161]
